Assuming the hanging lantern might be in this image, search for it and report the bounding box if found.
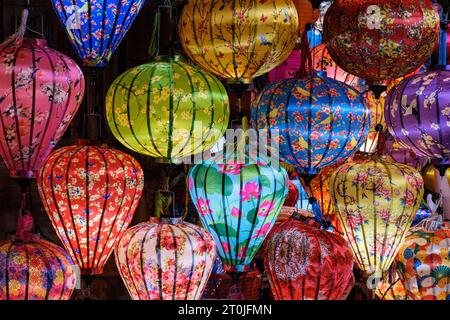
[51,0,145,67]
[115,215,216,300]
[385,69,450,165]
[330,156,424,280]
[323,0,439,84]
[285,179,300,207]
[188,151,289,272]
[423,164,450,192]
[37,141,144,275]
[375,275,409,300]
[179,0,299,83]
[263,214,354,300]
[0,38,84,178]
[0,213,76,300]
[268,49,302,83]
[105,56,229,162]
[293,0,319,35]
[396,224,450,300]
[251,73,370,174]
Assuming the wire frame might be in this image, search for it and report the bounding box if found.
[115,217,216,300]
[0,38,84,178]
[37,143,144,275]
[0,238,76,300]
[51,0,146,67]
[329,156,424,280]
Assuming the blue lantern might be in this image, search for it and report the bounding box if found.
[51,0,145,67]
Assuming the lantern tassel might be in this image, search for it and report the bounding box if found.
[13,208,40,243]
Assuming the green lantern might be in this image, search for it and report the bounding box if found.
[105,56,230,161]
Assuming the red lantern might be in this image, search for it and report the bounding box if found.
[264,214,354,300]
[323,0,439,84]
[285,180,300,207]
[37,141,144,275]
[0,38,84,178]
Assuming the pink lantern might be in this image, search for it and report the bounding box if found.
[268,49,301,82]
[0,38,84,178]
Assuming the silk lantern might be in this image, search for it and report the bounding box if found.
[330,156,424,280]
[323,0,439,84]
[375,275,409,300]
[51,0,145,67]
[179,0,299,83]
[0,38,84,178]
[385,69,450,164]
[37,142,144,275]
[105,55,229,162]
[396,224,450,300]
[293,0,319,34]
[264,214,354,300]
[268,49,302,83]
[0,213,76,300]
[115,216,216,300]
[251,73,370,174]
[188,152,289,272]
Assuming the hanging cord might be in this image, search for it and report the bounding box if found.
[148,0,177,60]
[2,8,29,46]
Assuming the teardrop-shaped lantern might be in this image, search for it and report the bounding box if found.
[37,141,144,275]
[375,274,409,300]
[264,214,354,300]
[0,38,84,178]
[188,151,289,272]
[179,0,299,83]
[0,213,76,300]
[51,0,146,67]
[115,216,216,300]
[105,56,229,162]
[330,156,424,280]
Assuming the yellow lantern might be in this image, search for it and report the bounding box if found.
[179,0,299,83]
[330,156,424,280]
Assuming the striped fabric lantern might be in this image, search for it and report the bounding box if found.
[37,141,144,275]
[0,38,84,178]
[330,156,424,280]
[0,213,76,300]
[51,0,145,67]
[115,216,216,300]
[179,0,299,83]
[105,56,229,162]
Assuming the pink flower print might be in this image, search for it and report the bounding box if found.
[222,241,230,253]
[403,189,416,206]
[237,246,247,259]
[378,209,391,224]
[195,198,211,216]
[218,162,244,175]
[240,182,260,201]
[188,177,193,190]
[252,222,272,239]
[257,200,274,217]
[230,207,241,218]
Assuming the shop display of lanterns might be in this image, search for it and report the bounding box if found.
[0,37,84,178]
[0,213,76,300]
[51,0,146,67]
[37,142,144,275]
[188,151,289,272]
[264,214,354,300]
[115,216,216,300]
[105,56,229,162]
[396,224,450,300]
[330,156,424,280]
[179,0,299,83]
[323,0,439,83]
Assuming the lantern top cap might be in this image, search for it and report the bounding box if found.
[21,37,47,48]
[154,55,184,63]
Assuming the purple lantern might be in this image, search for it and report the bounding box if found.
[385,69,450,166]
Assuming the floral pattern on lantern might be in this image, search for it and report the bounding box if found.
[330,156,424,279]
[179,0,299,83]
[0,38,84,178]
[115,217,216,300]
[51,0,145,67]
[37,143,144,275]
[264,215,354,300]
[323,0,439,83]
[375,275,409,300]
[105,56,229,161]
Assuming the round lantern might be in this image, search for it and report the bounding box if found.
[0,38,84,178]
[375,275,409,300]
[263,214,354,300]
[105,56,229,161]
[293,0,319,35]
[188,151,289,272]
[179,0,299,83]
[323,0,439,84]
[37,142,144,275]
[251,73,370,174]
[0,213,76,300]
[330,156,424,280]
[115,216,216,300]
[385,69,450,164]
[396,224,450,300]
[51,0,145,67]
